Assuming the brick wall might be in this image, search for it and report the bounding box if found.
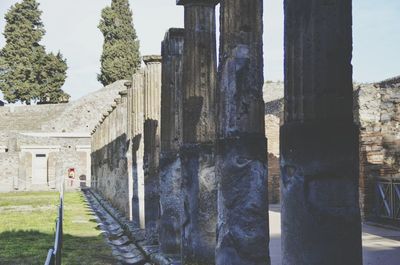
[265,114,280,203]
[355,77,400,221]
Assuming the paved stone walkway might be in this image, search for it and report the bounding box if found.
[269,205,400,265]
[83,192,400,265]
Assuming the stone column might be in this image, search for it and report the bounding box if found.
[176,0,218,264]
[216,1,270,265]
[159,28,184,257]
[125,81,135,221]
[281,1,362,265]
[143,55,162,237]
[132,71,146,228]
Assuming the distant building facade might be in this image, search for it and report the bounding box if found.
[0,81,126,192]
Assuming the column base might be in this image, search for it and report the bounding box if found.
[180,143,217,265]
[216,134,270,265]
[280,121,362,265]
[159,152,182,256]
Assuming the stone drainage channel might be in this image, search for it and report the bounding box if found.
[82,188,179,265]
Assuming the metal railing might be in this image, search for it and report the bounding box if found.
[377,177,400,221]
[44,179,64,265]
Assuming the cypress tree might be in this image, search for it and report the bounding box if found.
[0,0,69,104]
[98,0,140,86]
[37,52,70,104]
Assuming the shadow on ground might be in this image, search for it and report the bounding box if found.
[0,230,117,265]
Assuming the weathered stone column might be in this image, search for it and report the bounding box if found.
[177,0,218,264]
[132,71,146,228]
[159,28,184,257]
[124,81,134,221]
[216,1,270,265]
[281,1,362,264]
[143,55,162,237]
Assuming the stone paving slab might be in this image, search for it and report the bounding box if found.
[82,190,148,265]
[269,205,400,265]
[87,189,181,265]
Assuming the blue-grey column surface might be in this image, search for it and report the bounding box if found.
[281,0,362,264]
[159,28,184,257]
[216,0,270,265]
[177,0,219,264]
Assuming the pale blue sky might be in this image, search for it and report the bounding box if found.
[0,0,399,101]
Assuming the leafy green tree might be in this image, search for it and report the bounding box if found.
[37,52,70,104]
[98,0,141,86]
[0,0,69,104]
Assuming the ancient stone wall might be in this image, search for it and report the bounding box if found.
[42,81,126,133]
[265,115,280,203]
[91,92,130,216]
[91,58,162,221]
[0,152,19,192]
[0,81,125,193]
[262,77,400,214]
[264,81,284,204]
[0,104,66,132]
[355,76,400,221]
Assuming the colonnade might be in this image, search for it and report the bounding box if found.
[91,1,362,264]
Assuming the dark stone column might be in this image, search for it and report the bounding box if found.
[281,1,362,264]
[216,1,270,265]
[177,0,218,264]
[159,28,184,257]
[143,55,162,239]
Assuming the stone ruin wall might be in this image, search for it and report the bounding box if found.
[0,81,126,192]
[264,81,284,204]
[0,133,91,192]
[0,104,66,132]
[0,151,19,192]
[42,80,126,133]
[263,77,400,219]
[91,57,163,226]
[91,90,130,217]
[355,76,400,220]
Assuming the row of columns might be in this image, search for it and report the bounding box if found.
[158,0,271,264]
[160,0,362,264]
[91,89,130,215]
[127,56,163,236]
[93,0,362,264]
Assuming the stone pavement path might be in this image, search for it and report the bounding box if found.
[269,205,400,265]
[83,190,149,265]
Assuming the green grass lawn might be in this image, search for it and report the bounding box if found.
[0,191,117,265]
